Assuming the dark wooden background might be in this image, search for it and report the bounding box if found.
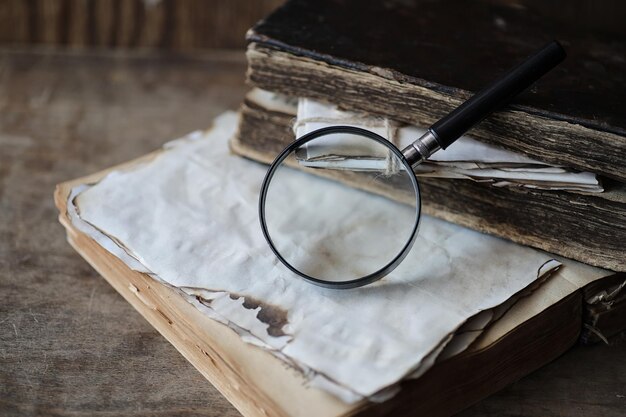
[0,0,283,50]
[0,1,624,416]
[0,0,624,51]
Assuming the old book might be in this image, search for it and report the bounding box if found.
[231,92,626,272]
[245,0,626,182]
[56,114,625,416]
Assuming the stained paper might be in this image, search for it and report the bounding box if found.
[69,112,580,402]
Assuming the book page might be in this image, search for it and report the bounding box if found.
[69,112,602,403]
[289,95,601,192]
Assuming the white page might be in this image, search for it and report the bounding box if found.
[72,112,588,402]
[289,96,602,192]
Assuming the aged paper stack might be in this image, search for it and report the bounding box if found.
[57,113,624,416]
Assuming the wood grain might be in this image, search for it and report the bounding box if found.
[0,48,248,417]
[0,0,284,50]
[1,48,625,417]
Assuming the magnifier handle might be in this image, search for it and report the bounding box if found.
[403,40,566,167]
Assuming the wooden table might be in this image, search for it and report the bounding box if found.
[0,48,624,417]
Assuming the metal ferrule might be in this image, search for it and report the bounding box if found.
[401,130,442,168]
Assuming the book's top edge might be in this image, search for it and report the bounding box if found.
[246,0,626,137]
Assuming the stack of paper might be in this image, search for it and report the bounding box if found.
[291,96,602,192]
[66,113,607,404]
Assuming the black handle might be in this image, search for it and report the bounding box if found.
[430,41,566,149]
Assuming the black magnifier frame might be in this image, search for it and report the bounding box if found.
[259,125,422,289]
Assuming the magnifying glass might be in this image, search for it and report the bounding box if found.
[259,41,566,289]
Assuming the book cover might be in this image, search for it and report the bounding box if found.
[246,0,626,181]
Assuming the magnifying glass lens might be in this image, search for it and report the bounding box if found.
[261,130,420,286]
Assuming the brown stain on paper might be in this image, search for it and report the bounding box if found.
[196,294,289,338]
[232,293,289,338]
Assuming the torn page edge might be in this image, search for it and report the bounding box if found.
[67,183,373,404]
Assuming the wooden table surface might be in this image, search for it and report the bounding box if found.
[0,48,624,417]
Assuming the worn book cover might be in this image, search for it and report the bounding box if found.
[246,0,626,181]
